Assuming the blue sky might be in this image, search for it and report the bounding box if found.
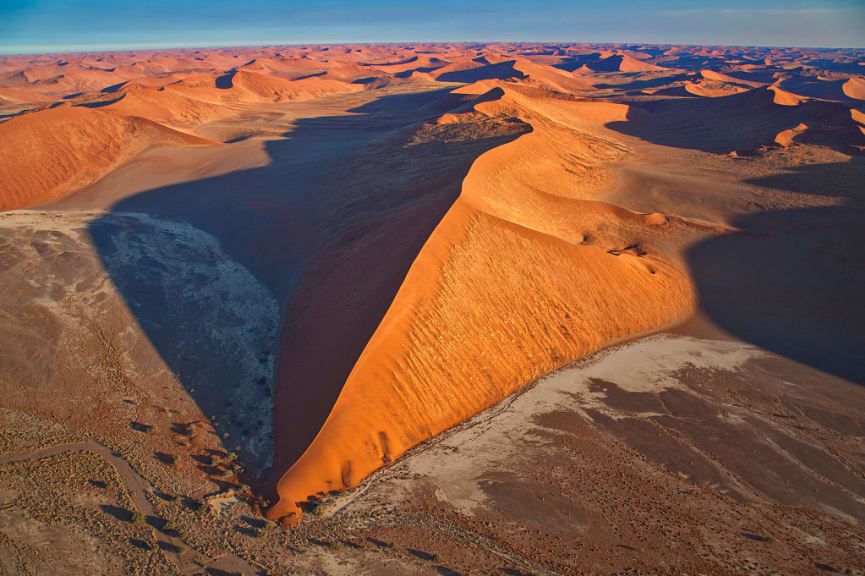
[1,0,863,54]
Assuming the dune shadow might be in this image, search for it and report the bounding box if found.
[215,70,236,89]
[87,86,527,483]
[606,90,865,384]
[436,60,525,83]
[592,72,693,91]
[607,88,865,155]
[777,77,855,102]
[686,160,865,385]
[550,53,603,72]
[607,94,865,383]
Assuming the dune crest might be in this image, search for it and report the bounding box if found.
[268,85,695,524]
[775,122,809,147]
[769,85,808,106]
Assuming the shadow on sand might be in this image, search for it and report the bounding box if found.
[607,88,865,155]
[87,86,528,484]
[686,160,865,385]
[607,89,865,384]
[608,95,865,383]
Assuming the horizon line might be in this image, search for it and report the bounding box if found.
[2,38,864,57]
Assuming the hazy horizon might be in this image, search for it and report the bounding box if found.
[2,0,864,54]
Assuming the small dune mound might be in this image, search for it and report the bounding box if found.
[685,80,750,98]
[0,106,214,210]
[228,70,364,102]
[644,212,669,225]
[774,122,809,147]
[100,87,231,128]
[769,85,808,106]
[436,60,526,83]
[699,69,764,88]
[843,76,865,100]
[587,54,667,73]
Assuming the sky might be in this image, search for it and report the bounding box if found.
[1,0,863,54]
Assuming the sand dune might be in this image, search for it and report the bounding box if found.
[436,60,525,83]
[225,69,364,102]
[685,79,750,98]
[843,76,865,100]
[101,87,231,128]
[267,84,695,523]
[775,75,858,102]
[774,122,809,146]
[770,84,810,106]
[0,106,214,210]
[609,86,865,154]
[510,58,595,92]
[700,69,765,88]
[586,54,668,73]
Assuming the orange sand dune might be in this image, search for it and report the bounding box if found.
[510,58,595,93]
[101,87,231,129]
[148,68,365,106]
[843,76,865,100]
[268,86,694,523]
[682,69,765,98]
[685,79,750,98]
[769,85,809,106]
[700,69,765,88]
[436,60,525,83]
[0,106,214,210]
[774,122,809,146]
[774,76,855,102]
[238,56,329,79]
[586,54,668,73]
[0,85,50,104]
[226,70,364,102]
[612,86,865,154]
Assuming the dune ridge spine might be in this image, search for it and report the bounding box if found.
[268,85,696,524]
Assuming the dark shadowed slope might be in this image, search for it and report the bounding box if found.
[687,159,865,385]
[608,87,865,155]
[84,86,528,483]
